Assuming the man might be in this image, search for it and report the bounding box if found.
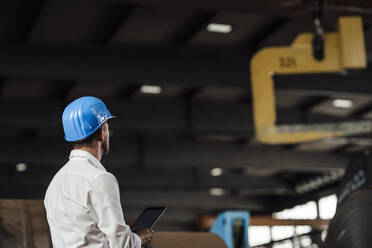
[44,96,153,247]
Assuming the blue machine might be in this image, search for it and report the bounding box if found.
[210,211,250,248]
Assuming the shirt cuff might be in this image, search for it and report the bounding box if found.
[133,232,142,248]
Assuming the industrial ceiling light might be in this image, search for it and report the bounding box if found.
[206,23,233,34]
[140,85,162,94]
[332,99,353,108]
[15,163,27,172]
[210,168,223,177]
[209,188,225,196]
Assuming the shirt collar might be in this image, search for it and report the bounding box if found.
[69,149,106,172]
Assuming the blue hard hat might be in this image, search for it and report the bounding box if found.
[62,96,115,142]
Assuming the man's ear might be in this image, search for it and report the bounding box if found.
[97,127,104,142]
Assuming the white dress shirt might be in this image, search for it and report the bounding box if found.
[44,149,141,248]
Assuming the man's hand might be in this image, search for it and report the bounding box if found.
[136,229,154,247]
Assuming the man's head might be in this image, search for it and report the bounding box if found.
[72,121,111,155]
[62,96,115,157]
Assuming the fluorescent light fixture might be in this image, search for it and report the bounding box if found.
[206,23,233,34]
[140,85,162,94]
[16,163,27,172]
[209,188,225,196]
[332,99,353,109]
[210,168,223,177]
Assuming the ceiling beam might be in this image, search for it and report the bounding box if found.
[0,136,348,170]
[111,0,372,14]
[110,0,309,15]
[144,137,348,170]
[0,165,287,190]
[0,45,371,95]
[121,189,264,210]
[0,99,353,135]
[0,44,251,87]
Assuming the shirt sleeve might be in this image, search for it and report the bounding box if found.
[89,173,141,248]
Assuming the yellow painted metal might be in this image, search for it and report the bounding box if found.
[339,17,366,69]
[250,16,371,144]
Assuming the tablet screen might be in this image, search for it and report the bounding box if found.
[131,207,167,232]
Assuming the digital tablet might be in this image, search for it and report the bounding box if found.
[131,207,167,232]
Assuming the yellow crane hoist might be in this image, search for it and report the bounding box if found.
[250,16,372,144]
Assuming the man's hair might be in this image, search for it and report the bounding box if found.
[72,126,102,148]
